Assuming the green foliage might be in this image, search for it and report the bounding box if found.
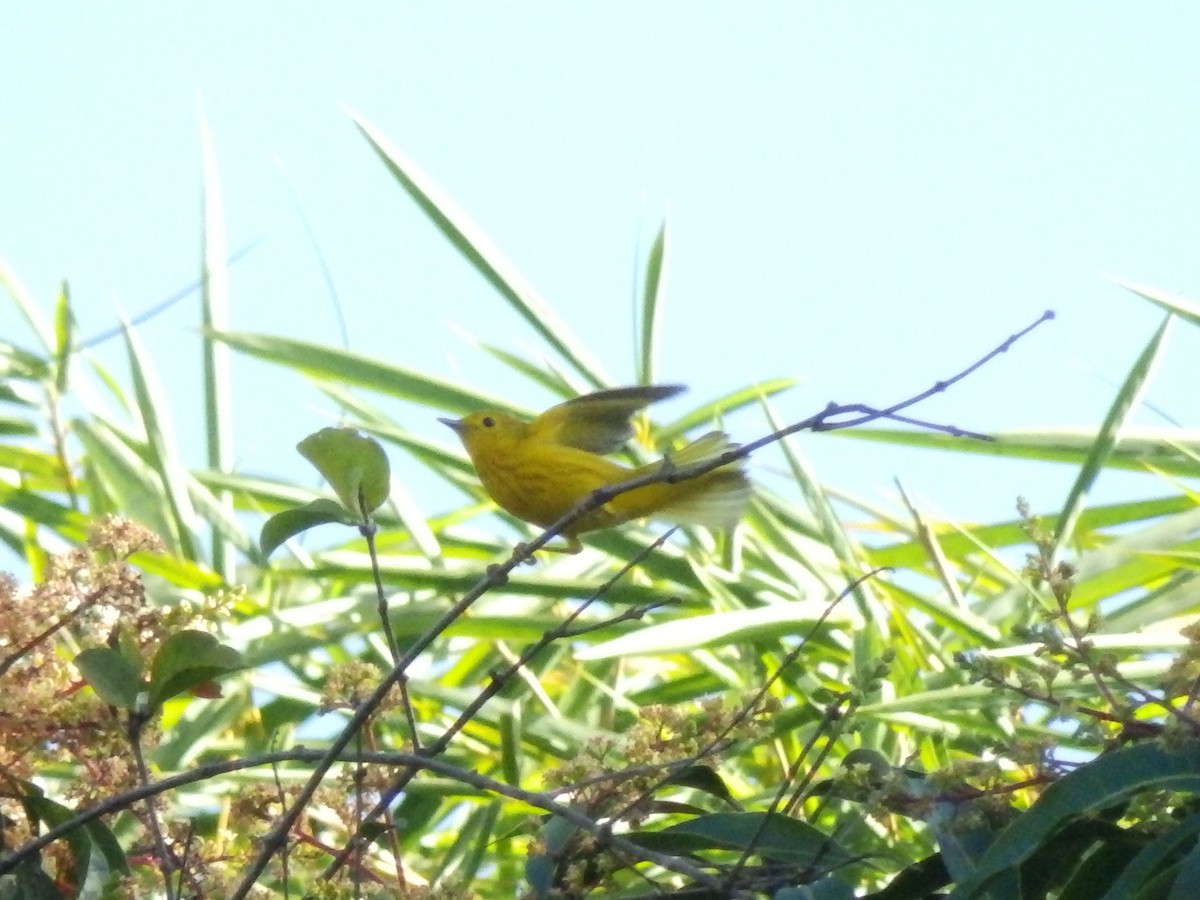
[1,114,1200,898]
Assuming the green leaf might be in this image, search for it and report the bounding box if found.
[637,221,668,385]
[121,317,198,560]
[776,877,857,899]
[576,601,851,659]
[297,427,391,518]
[147,630,243,709]
[1170,842,1200,900]
[525,813,578,896]
[0,258,55,354]
[351,111,609,388]
[74,419,181,554]
[478,342,576,397]
[0,859,62,897]
[832,426,1200,479]
[659,377,797,442]
[260,498,354,557]
[1052,313,1172,556]
[200,113,236,582]
[24,792,129,881]
[867,854,950,898]
[75,647,143,710]
[1113,276,1200,329]
[210,328,515,414]
[1098,812,1200,899]
[948,742,1200,899]
[52,280,73,394]
[629,811,854,868]
[666,765,740,809]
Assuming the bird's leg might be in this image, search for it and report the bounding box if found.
[513,536,583,559]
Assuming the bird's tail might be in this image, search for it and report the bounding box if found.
[624,432,751,530]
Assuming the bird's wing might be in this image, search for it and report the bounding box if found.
[528,384,686,453]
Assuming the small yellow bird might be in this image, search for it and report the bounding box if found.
[440,385,750,553]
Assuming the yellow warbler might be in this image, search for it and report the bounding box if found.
[440,385,750,553]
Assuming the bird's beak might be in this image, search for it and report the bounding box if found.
[438,417,464,434]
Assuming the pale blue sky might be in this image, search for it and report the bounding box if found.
[3,6,1199,531]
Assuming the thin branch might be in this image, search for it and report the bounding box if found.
[321,528,682,879]
[128,714,176,900]
[725,694,858,892]
[608,570,882,826]
[79,240,262,348]
[512,310,1056,562]
[0,748,718,889]
[228,310,1050,896]
[358,494,421,749]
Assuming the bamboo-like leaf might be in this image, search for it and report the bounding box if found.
[0,483,90,543]
[869,495,1196,570]
[768,402,879,621]
[637,221,668,385]
[1052,314,1172,556]
[186,469,259,563]
[292,553,678,608]
[478,343,577,398]
[1113,275,1200,329]
[0,340,51,384]
[630,812,855,868]
[211,329,515,415]
[1071,504,1200,592]
[194,470,331,514]
[0,257,55,354]
[200,113,236,581]
[659,378,796,441]
[576,602,854,660]
[436,802,501,890]
[0,446,69,485]
[74,419,180,554]
[350,111,609,387]
[877,581,1003,647]
[52,281,74,394]
[121,319,198,559]
[1103,570,1200,633]
[833,427,1200,478]
[454,802,502,888]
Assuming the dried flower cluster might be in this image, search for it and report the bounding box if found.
[0,517,237,893]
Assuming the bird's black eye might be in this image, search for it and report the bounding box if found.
[482,416,495,428]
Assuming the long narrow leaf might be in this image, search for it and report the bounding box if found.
[833,426,1200,478]
[200,114,235,581]
[52,281,74,394]
[948,742,1200,899]
[74,420,180,552]
[350,111,609,387]
[1053,314,1172,555]
[211,330,515,416]
[121,320,198,559]
[660,378,797,441]
[638,221,668,385]
[869,495,1196,570]
[1113,275,1200,329]
[0,257,55,354]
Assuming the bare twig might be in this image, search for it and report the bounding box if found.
[0,748,719,889]
[320,528,682,879]
[228,310,1051,897]
[606,570,883,828]
[128,714,176,900]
